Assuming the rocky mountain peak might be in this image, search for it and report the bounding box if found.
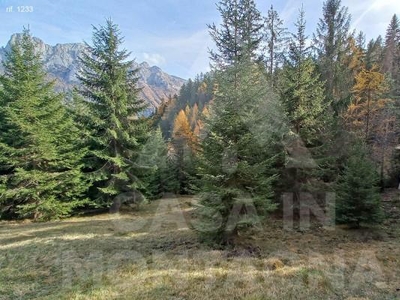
[0,34,186,109]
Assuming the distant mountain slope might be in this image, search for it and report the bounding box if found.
[0,34,186,108]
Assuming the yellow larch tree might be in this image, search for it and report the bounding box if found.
[345,65,389,141]
[171,110,197,193]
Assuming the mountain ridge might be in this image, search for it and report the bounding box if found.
[0,34,186,108]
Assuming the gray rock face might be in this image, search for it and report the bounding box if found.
[0,34,186,109]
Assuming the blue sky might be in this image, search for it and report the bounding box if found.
[0,0,399,79]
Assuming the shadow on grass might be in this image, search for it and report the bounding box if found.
[1,195,400,300]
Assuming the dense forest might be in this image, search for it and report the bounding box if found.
[1,0,400,247]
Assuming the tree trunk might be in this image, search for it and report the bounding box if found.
[365,90,371,142]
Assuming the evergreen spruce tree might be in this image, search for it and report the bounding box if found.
[208,0,264,67]
[280,7,327,142]
[75,20,148,206]
[355,31,366,51]
[264,5,288,83]
[196,60,286,245]
[382,15,400,76]
[383,15,400,100]
[365,37,383,70]
[335,142,383,228]
[0,29,88,220]
[195,0,288,245]
[278,8,335,217]
[313,0,352,113]
[139,128,178,199]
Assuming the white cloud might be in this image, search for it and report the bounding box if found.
[154,29,212,77]
[342,0,400,39]
[134,29,211,78]
[142,52,166,66]
[279,0,299,26]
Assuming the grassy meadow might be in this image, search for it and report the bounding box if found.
[1,192,400,300]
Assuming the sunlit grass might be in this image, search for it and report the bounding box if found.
[1,194,400,299]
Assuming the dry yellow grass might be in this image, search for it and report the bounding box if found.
[1,193,400,300]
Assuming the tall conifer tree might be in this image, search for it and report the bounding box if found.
[279,8,332,213]
[264,5,288,83]
[208,0,264,67]
[313,0,351,113]
[383,15,400,99]
[382,15,400,76]
[0,29,87,220]
[196,61,286,245]
[280,7,327,142]
[196,0,287,245]
[75,20,148,205]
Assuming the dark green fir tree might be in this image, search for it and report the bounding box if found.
[75,19,149,206]
[313,0,352,113]
[264,5,288,84]
[208,0,264,67]
[335,141,383,228]
[139,127,179,199]
[195,60,287,245]
[0,29,88,220]
[280,6,327,142]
